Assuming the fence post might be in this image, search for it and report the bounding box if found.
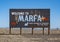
[20,28,22,35]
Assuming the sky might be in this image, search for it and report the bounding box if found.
[0,0,60,29]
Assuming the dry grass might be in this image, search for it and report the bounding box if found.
[0,28,60,42]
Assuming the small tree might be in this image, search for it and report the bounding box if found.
[57,28,59,30]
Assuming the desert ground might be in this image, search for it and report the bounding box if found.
[0,28,60,42]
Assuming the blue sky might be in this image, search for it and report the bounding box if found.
[0,0,60,29]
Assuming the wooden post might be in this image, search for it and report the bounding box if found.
[32,28,34,35]
[48,27,50,35]
[43,27,44,35]
[20,28,22,35]
[9,28,11,34]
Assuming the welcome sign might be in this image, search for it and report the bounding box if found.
[10,9,50,28]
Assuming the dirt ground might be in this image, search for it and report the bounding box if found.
[0,28,60,42]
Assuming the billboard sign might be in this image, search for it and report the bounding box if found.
[10,9,50,28]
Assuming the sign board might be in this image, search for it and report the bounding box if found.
[10,9,50,28]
